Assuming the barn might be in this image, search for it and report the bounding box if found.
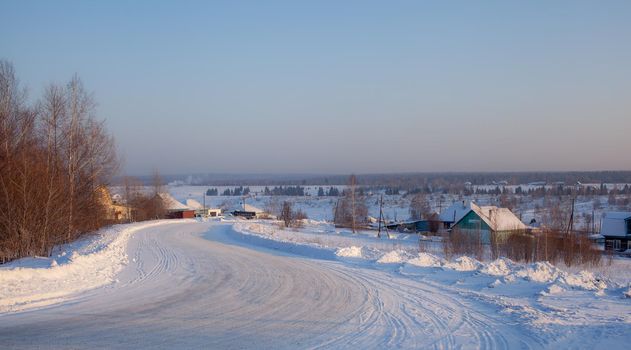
[158,193,196,219]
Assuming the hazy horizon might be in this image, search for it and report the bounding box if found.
[2,1,630,175]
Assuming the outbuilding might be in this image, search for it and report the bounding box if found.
[601,212,631,251]
[159,193,196,219]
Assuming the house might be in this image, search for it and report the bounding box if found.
[450,203,527,243]
[206,208,222,217]
[601,212,631,251]
[386,220,433,233]
[158,193,196,219]
[232,203,269,219]
[97,187,131,221]
[184,199,222,217]
[232,210,257,219]
[439,200,476,229]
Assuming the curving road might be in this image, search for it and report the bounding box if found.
[0,222,546,349]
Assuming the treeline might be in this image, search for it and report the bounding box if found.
[0,61,117,263]
[472,184,631,196]
[221,186,251,196]
[204,187,253,196]
[317,187,341,196]
[151,171,631,187]
[264,186,305,196]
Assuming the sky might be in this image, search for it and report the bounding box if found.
[1,0,630,175]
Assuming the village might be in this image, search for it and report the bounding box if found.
[3,1,631,348]
[100,180,631,260]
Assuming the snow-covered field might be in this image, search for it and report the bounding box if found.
[166,185,630,230]
[2,218,631,348]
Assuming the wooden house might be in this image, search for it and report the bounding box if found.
[450,203,527,243]
[601,212,631,251]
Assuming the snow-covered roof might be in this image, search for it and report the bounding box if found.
[158,193,191,211]
[439,200,475,223]
[601,212,631,238]
[469,203,527,232]
[186,199,204,210]
[243,203,264,213]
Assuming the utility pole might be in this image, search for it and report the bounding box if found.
[567,182,580,236]
[378,195,383,238]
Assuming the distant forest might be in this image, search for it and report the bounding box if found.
[132,171,631,188]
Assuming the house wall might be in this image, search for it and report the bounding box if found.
[452,211,495,244]
[167,210,196,219]
[604,236,630,251]
[453,211,491,232]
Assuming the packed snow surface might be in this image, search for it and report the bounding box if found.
[0,220,178,313]
[2,219,631,349]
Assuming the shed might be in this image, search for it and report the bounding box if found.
[601,212,631,251]
[158,193,196,219]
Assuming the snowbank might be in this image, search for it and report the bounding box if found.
[235,220,627,297]
[406,253,445,267]
[480,258,514,276]
[0,220,174,313]
[336,246,363,258]
[444,256,483,271]
[377,250,408,264]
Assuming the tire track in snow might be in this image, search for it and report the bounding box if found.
[0,222,545,349]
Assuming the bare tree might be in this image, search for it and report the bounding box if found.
[409,193,431,220]
[334,175,367,232]
[0,61,118,262]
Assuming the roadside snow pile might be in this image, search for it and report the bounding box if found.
[0,220,172,313]
[543,284,565,295]
[336,246,363,258]
[480,258,514,276]
[377,250,411,264]
[234,221,619,295]
[514,262,562,283]
[560,270,607,291]
[406,253,444,267]
[445,256,483,271]
[335,246,383,260]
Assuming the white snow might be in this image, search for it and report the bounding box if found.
[444,256,484,271]
[0,220,180,313]
[376,250,406,264]
[480,258,514,276]
[336,246,363,258]
[406,252,445,267]
[3,218,631,348]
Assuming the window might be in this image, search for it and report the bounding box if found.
[606,240,622,250]
[614,240,621,250]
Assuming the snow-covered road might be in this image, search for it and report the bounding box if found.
[0,222,590,348]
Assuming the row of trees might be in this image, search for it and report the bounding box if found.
[317,187,341,197]
[442,229,603,267]
[221,186,251,196]
[264,186,305,196]
[0,61,117,263]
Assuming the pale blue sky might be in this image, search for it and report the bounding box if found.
[2,1,630,175]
